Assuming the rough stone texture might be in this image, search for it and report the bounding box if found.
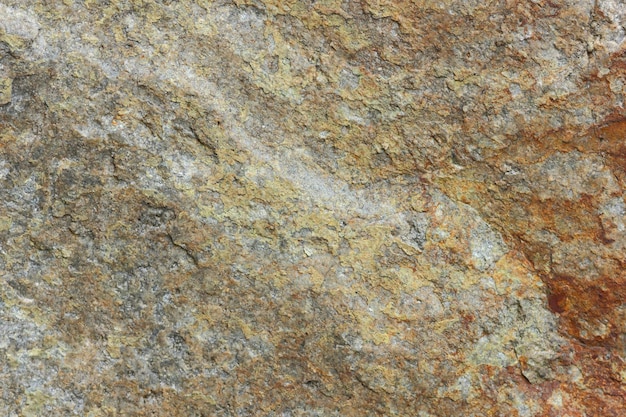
[0,1,625,416]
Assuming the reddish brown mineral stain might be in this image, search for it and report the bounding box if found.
[547,290,566,314]
[543,273,626,349]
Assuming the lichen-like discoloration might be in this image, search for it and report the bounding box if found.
[0,77,11,105]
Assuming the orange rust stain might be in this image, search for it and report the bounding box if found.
[523,194,602,243]
[596,118,626,177]
[598,118,626,142]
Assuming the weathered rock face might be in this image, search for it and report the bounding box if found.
[1,1,624,415]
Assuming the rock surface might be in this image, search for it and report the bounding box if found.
[0,1,625,415]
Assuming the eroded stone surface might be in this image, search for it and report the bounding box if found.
[0,1,624,415]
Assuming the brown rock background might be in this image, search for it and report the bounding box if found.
[0,1,624,415]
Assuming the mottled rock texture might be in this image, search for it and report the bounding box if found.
[1,1,625,416]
